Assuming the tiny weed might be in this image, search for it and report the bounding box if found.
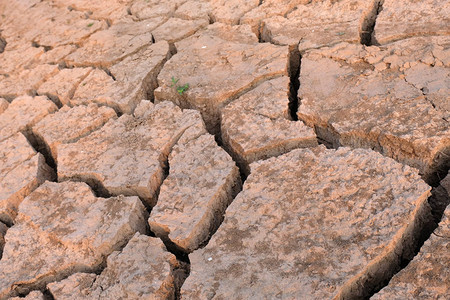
[87,22,94,27]
[170,77,189,95]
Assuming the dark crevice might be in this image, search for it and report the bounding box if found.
[0,34,6,53]
[22,130,58,180]
[360,0,384,46]
[63,175,112,198]
[151,33,156,44]
[43,288,55,300]
[287,43,301,121]
[31,41,53,52]
[100,67,116,81]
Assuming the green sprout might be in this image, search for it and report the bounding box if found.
[87,22,94,27]
[170,77,189,95]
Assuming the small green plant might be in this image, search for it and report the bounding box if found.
[87,22,94,27]
[170,77,189,95]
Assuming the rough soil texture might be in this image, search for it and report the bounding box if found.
[0,0,448,299]
[182,147,432,299]
[298,38,450,183]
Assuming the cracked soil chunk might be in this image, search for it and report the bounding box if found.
[373,0,450,45]
[209,0,260,25]
[0,133,54,225]
[32,104,116,161]
[149,133,241,253]
[151,18,208,44]
[37,67,93,106]
[261,0,373,50]
[372,203,450,299]
[72,41,170,113]
[0,64,59,100]
[57,101,205,206]
[221,76,317,169]
[155,23,288,132]
[48,232,185,300]
[297,38,450,182]
[0,181,147,299]
[182,146,432,299]
[65,19,163,68]
[0,95,57,142]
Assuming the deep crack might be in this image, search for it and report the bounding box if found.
[360,0,384,46]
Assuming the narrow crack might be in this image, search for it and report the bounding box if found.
[0,34,6,53]
[360,0,384,46]
[287,42,301,121]
[22,130,58,181]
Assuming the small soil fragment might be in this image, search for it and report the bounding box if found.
[0,181,147,299]
[0,133,54,225]
[373,0,450,45]
[48,232,186,300]
[297,37,450,183]
[32,104,116,162]
[182,146,432,299]
[221,76,317,172]
[57,101,206,206]
[149,134,241,253]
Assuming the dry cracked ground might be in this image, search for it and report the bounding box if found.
[0,0,449,299]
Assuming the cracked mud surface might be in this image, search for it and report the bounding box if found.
[0,0,449,299]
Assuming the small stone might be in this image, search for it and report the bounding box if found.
[0,181,147,298]
[37,67,93,106]
[32,104,116,161]
[0,95,58,142]
[58,101,206,206]
[373,0,450,45]
[182,146,432,299]
[0,133,54,225]
[221,76,317,170]
[48,232,185,300]
[372,203,450,299]
[149,133,241,253]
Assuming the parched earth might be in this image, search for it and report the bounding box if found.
[0,0,449,299]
